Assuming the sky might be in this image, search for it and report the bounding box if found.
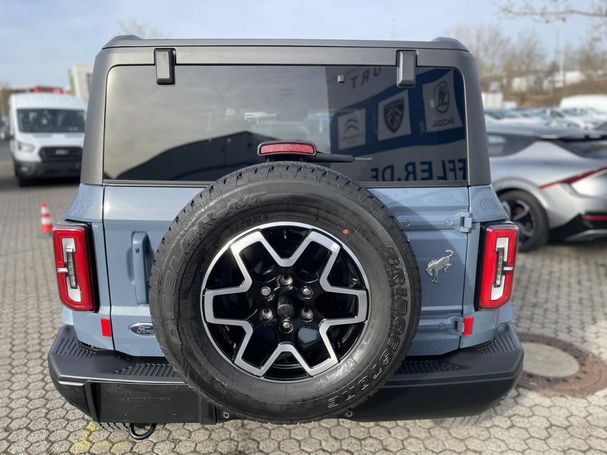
[0,0,595,87]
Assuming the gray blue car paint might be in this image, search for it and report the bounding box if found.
[459,185,512,348]
[371,187,469,355]
[53,183,508,357]
[62,184,113,350]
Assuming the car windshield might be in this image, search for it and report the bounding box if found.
[104,65,468,184]
[17,109,85,133]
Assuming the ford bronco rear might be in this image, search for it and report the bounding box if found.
[48,36,522,434]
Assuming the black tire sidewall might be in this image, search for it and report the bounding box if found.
[150,164,420,422]
[500,190,549,252]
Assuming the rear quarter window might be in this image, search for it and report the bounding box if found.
[487,134,533,157]
[104,65,468,185]
[559,139,607,159]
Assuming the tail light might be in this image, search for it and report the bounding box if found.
[540,167,607,189]
[584,213,607,222]
[478,223,518,309]
[52,223,95,311]
[258,141,317,157]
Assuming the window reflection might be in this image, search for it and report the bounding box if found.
[104,65,467,183]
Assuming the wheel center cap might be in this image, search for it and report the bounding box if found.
[276,295,295,318]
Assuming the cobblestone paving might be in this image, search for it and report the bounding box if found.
[0,177,606,454]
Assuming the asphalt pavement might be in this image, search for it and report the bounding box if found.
[0,140,10,161]
[0,141,12,177]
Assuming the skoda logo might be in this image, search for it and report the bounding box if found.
[129,322,155,336]
[433,81,450,114]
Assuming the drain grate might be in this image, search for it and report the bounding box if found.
[517,333,607,397]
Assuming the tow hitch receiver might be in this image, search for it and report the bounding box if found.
[128,423,157,440]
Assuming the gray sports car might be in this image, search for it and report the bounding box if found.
[488,124,607,251]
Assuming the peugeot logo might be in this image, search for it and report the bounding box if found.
[128,322,155,336]
[384,98,404,133]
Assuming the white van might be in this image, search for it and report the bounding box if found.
[560,95,607,116]
[9,93,86,186]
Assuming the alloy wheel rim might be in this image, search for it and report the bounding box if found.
[502,199,535,243]
[200,222,370,381]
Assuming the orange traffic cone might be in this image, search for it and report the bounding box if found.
[40,202,53,235]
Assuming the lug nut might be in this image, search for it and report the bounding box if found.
[301,286,313,297]
[280,317,293,332]
[260,308,273,321]
[260,286,272,297]
[301,308,313,321]
[279,275,293,287]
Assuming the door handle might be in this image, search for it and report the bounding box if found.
[132,232,150,305]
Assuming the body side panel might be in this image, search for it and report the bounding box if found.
[61,184,113,349]
[103,186,472,357]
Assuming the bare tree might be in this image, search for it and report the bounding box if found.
[447,25,512,88]
[575,36,607,76]
[118,18,166,38]
[502,29,548,91]
[495,0,607,23]
[510,30,546,74]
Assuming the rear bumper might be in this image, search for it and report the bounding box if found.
[15,159,81,178]
[48,324,523,424]
[543,184,607,241]
[550,214,607,241]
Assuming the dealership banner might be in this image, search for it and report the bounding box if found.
[327,67,467,182]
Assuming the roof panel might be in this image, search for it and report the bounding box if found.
[103,35,467,52]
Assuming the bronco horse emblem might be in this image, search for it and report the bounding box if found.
[426,250,454,283]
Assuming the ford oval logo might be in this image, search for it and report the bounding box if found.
[129,323,155,336]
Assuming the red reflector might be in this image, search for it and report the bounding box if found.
[478,223,518,309]
[100,318,112,337]
[52,223,95,311]
[584,214,607,222]
[258,141,317,156]
[462,316,474,336]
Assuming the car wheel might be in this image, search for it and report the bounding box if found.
[149,162,421,423]
[16,172,30,187]
[499,190,548,252]
[13,161,31,187]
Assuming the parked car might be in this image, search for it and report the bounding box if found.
[554,107,606,130]
[8,93,86,186]
[0,116,9,140]
[485,109,538,124]
[524,107,582,130]
[486,108,581,130]
[48,36,522,437]
[489,123,607,251]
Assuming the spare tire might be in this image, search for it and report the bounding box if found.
[149,162,421,423]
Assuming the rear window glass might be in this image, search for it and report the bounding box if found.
[559,139,607,159]
[104,65,467,184]
[487,134,534,157]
